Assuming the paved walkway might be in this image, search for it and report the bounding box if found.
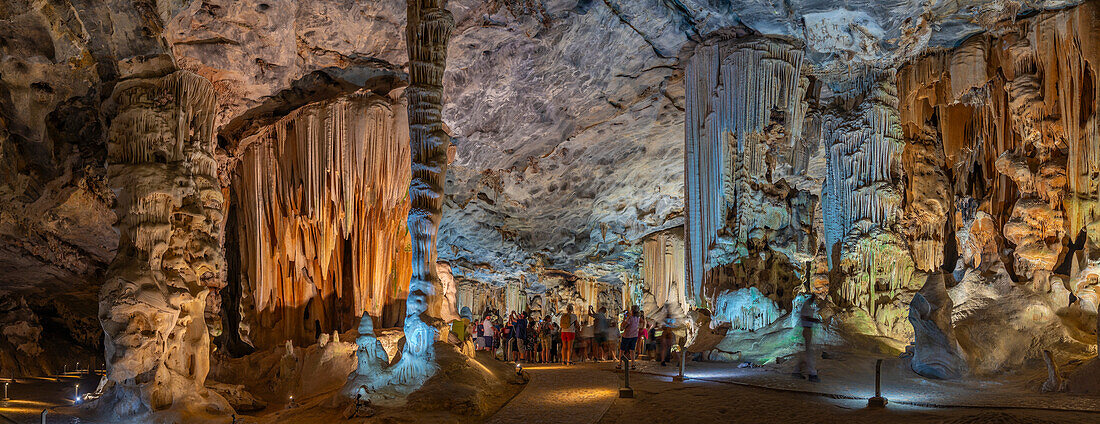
[485,363,620,424]
[628,356,1100,412]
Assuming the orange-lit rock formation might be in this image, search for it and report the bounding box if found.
[229,91,413,349]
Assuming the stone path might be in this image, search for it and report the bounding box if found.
[485,362,620,424]
[629,356,1100,412]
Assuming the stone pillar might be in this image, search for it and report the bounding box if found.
[96,68,230,420]
[389,0,454,387]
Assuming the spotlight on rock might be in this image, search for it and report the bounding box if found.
[515,363,523,375]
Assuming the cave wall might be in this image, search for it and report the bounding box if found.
[229,90,413,349]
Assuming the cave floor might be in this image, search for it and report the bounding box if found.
[497,356,1100,424]
[7,357,1100,423]
[0,373,100,424]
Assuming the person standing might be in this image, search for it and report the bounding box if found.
[559,304,579,365]
[579,319,595,362]
[525,314,538,361]
[618,305,641,370]
[515,312,528,362]
[607,317,621,362]
[481,315,495,352]
[795,297,821,382]
[657,320,675,366]
[593,307,609,360]
[503,312,516,360]
[551,323,562,363]
[539,315,553,363]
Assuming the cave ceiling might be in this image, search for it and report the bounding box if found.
[0,0,1083,292]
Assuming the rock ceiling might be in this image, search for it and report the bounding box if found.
[0,0,1084,295]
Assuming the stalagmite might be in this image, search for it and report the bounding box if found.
[432,262,460,322]
[231,92,413,349]
[389,0,455,387]
[907,273,967,379]
[95,68,231,420]
[904,123,952,271]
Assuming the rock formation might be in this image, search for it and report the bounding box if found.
[822,69,917,337]
[389,0,454,388]
[228,90,413,349]
[683,34,817,324]
[96,68,231,420]
[907,273,967,379]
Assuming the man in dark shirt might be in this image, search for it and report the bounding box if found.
[515,312,528,362]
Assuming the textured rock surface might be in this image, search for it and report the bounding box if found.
[94,68,231,420]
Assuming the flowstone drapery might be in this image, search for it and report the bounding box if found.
[230,92,413,349]
[821,69,917,336]
[639,229,688,318]
[95,69,231,420]
[683,35,817,318]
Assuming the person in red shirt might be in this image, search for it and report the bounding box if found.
[559,304,579,365]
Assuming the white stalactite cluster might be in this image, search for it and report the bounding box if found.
[639,229,688,318]
[684,35,817,318]
[231,91,413,349]
[97,69,231,419]
[821,69,917,320]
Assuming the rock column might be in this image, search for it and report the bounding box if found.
[96,68,230,420]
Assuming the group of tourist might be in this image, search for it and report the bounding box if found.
[450,303,682,368]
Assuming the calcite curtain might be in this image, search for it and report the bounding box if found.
[684,35,812,308]
[641,229,688,314]
[232,92,412,348]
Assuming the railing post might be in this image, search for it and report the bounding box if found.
[868,359,888,408]
[618,356,634,398]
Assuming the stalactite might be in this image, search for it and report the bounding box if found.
[96,70,231,419]
[389,0,454,388]
[904,122,952,271]
[231,92,413,349]
[641,228,688,317]
[896,3,1099,299]
[821,68,917,322]
[684,35,815,315]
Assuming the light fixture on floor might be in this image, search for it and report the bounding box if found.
[74,383,80,404]
[619,357,634,398]
[868,359,888,408]
[3,381,9,400]
[515,363,523,375]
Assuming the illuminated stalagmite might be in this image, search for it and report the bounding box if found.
[96,69,231,419]
[389,0,454,387]
[230,92,413,349]
[683,35,816,318]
